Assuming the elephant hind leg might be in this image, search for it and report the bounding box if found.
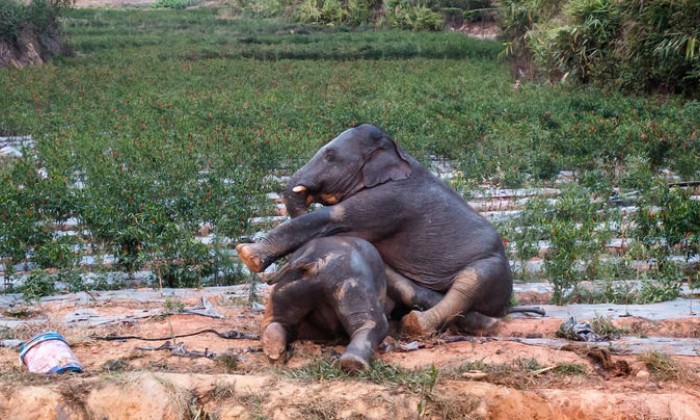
[401,269,479,337]
[401,256,511,337]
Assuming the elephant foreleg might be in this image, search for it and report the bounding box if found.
[334,281,389,374]
[261,281,319,362]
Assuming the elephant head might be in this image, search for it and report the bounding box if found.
[284,124,412,217]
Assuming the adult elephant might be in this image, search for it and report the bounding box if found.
[237,124,513,336]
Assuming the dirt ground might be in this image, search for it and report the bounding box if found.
[1,285,699,419]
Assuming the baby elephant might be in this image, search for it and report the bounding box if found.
[260,236,389,374]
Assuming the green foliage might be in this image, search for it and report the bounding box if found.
[529,0,621,83]
[296,0,345,24]
[640,350,680,381]
[0,0,24,41]
[0,0,72,43]
[152,0,191,9]
[385,0,445,31]
[18,270,57,301]
[230,0,288,17]
[508,183,616,304]
[294,0,378,26]
[1,8,699,297]
[500,0,700,96]
[590,315,621,336]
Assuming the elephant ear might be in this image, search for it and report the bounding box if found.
[361,137,411,188]
[292,257,319,276]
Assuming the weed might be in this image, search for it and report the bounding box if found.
[236,393,267,420]
[639,351,680,381]
[101,359,134,373]
[429,394,480,420]
[416,364,439,418]
[298,398,339,420]
[211,381,237,401]
[18,270,57,302]
[284,357,346,381]
[163,296,186,313]
[215,353,240,373]
[57,381,92,415]
[152,0,191,9]
[590,316,622,337]
[553,363,587,375]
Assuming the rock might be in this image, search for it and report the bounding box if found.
[636,370,650,381]
[86,374,185,420]
[2,386,86,420]
[462,371,488,380]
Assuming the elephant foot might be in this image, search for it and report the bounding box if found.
[236,243,267,273]
[262,322,288,362]
[400,310,438,338]
[339,352,370,375]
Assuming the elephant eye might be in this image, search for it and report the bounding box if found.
[323,149,336,162]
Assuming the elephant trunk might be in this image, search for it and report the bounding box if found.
[283,173,315,218]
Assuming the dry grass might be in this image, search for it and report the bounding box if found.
[639,351,681,381]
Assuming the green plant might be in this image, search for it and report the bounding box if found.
[215,353,241,373]
[417,364,439,417]
[152,0,191,10]
[1,7,698,300]
[590,315,621,336]
[553,362,587,375]
[18,270,57,301]
[639,350,679,381]
[500,0,700,95]
[230,0,287,17]
[0,0,24,41]
[163,296,186,312]
[385,0,445,31]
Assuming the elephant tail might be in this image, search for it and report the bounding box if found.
[508,306,546,316]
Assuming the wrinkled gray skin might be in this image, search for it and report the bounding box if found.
[261,236,389,374]
[238,124,513,337]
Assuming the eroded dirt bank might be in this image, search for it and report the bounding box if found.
[1,285,699,419]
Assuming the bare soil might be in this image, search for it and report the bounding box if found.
[1,286,699,419]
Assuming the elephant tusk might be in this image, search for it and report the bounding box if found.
[292,185,307,193]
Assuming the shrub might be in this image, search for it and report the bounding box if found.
[385,0,445,31]
[230,0,287,17]
[0,0,24,42]
[152,0,191,10]
[294,0,377,26]
[500,0,700,96]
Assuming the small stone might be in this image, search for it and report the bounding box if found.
[250,301,265,313]
[636,370,650,380]
[462,371,488,380]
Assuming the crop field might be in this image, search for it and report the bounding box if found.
[2,5,700,419]
[1,7,699,302]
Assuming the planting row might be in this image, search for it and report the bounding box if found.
[2,137,698,305]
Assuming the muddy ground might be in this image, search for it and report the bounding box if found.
[1,284,699,419]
